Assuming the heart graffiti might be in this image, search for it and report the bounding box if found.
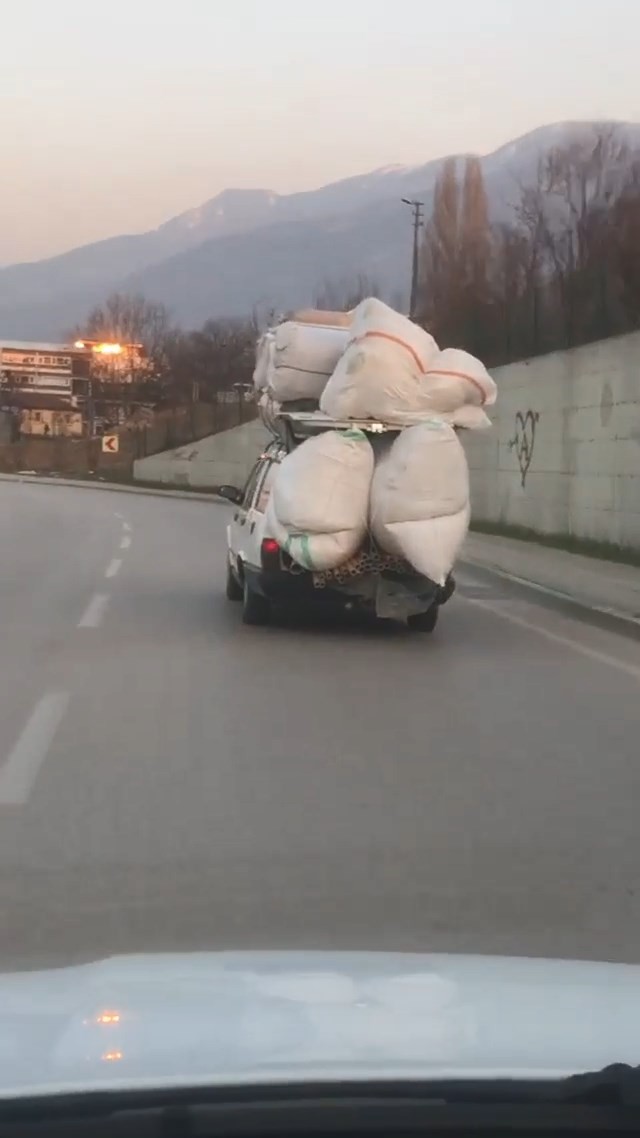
[508,410,539,488]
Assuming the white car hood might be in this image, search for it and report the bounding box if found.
[1,950,639,1100]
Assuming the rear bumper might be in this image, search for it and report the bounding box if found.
[245,565,350,607]
[245,564,455,612]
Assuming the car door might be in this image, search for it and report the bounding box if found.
[241,459,276,567]
[250,459,279,546]
[228,458,267,568]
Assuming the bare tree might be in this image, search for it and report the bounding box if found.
[165,318,256,403]
[513,165,550,354]
[419,157,461,339]
[73,293,173,376]
[420,156,494,354]
[313,272,382,311]
[460,155,492,352]
[611,157,640,324]
[490,224,528,361]
[539,125,629,344]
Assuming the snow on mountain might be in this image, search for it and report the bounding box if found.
[0,121,638,338]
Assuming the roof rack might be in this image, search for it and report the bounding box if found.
[274,409,401,450]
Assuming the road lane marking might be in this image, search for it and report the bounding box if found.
[0,692,70,805]
[122,522,132,533]
[455,571,490,590]
[78,593,110,628]
[114,512,124,520]
[465,561,640,629]
[119,535,131,550]
[463,596,640,682]
[105,558,122,578]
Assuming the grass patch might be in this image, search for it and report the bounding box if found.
[470,519,640,569]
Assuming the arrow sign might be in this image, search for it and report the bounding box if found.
[102,434,119,454]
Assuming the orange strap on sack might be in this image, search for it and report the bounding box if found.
[355,333,488,406]
[355,330,427,374]
[423,368,488,405]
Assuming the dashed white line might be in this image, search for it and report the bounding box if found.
[122,522,132,533]
[114,512,124,520]
[78,592,110,628]
[120,535,131,550]
[463,596,640,682]
[105,558,123,579]
[0,692,70,805]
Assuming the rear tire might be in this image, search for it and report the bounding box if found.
[226,560,243,601]
[407,605,439,633]
[242,578,271,626]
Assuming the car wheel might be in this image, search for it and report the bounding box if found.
[226,559,243,601]
[242,578,271,626]
[407,605,439,633]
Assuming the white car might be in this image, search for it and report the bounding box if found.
[221,440,284,625]
[1,950,640,1120]
[220,421,455,629]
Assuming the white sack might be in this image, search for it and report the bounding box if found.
[320,298,439,423]
[438,404,492,430]
[265,429,374,571]
[370,421,470,585]
[421,348,497,412]
[292,308,354,328]
[253,332,274,391]
[267,321,349,403]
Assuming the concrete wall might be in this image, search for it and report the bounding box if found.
[464,331,640,550]
[133,418,270,489]
[0,433,138,478]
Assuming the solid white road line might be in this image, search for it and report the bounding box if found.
[105,558,122,578]
[120,535,131,550]
[454,571,490,590]
[77,592,110,628]
[463,596,640,682]
[465,560,640,629]
[0,692,70,805]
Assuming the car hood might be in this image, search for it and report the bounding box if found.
[1,950,639,1100]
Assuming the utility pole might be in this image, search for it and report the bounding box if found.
[401,198,424,320]
[87,377,95,438]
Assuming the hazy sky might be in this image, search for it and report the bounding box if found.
[2,0,639,264]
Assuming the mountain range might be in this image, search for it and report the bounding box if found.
[1,121,638,339]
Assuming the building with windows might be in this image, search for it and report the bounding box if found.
[1,338,151,436]
[72,339,149,383]
[0,341,81,396]
[16,396,83,437]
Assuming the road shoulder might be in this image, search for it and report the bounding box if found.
[463,531,640,628]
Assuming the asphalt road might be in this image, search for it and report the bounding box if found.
[1,480,640,973]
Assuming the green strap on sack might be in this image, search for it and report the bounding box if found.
[284,533,314,570]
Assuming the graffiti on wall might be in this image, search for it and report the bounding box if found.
[508,410,539,488]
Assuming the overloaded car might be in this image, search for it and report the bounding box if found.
[219,413,454,629]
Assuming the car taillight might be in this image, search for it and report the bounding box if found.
[261,537,280,568]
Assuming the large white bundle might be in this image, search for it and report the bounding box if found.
[253,332,275,391]
[266,321,349,403]
[292,308,354,328]
[370,421,470,585]
[266,429,374,571]
[320,298,440,423]
[422,347,497,412]
[439,404,492,431]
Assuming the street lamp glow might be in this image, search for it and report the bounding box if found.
[93,343,123,355]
